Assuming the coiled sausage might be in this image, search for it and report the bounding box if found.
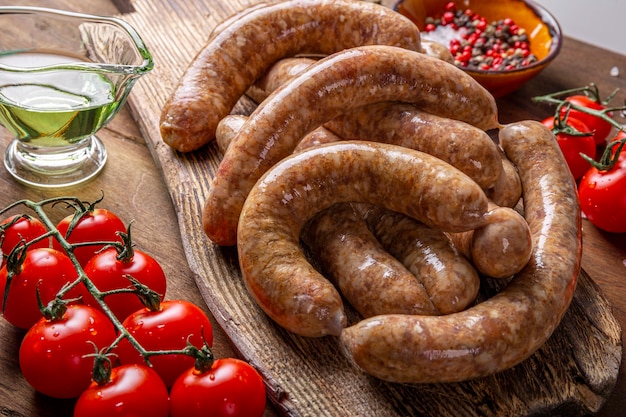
[301,203,442,318]
[205,45,499,245]
[237,141,490,337]
[159,0,422,152]
[340,120,581,383]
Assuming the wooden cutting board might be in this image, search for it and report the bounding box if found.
[118,1,622,415]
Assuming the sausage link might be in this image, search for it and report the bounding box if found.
[205,45,499,245]
[359,204,479,314]
[215,114,248,153]
[301,203,440,318]
[325,102,503,190]
[159,0,422,152]
[247,40,453,103]
[246,57,317,103]
[238,141,490,337]
[447,203,532,279]
[485,148,522,207]
[420,39,454,63]
[340,120,581,383]
[217,114,343,154]
[294,126,344,152]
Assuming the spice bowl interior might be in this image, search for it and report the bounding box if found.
[396,0,562,98]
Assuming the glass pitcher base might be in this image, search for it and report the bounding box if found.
[4,135,107,188]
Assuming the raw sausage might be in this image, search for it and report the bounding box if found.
[215,114,247,153]
[217,104,504,191]
[246,41,452,104]
[294,126,344,152]
[485,148,522,207]
[340,120,581,383]
[359,204,480,314]
[159,0,422,152]
[420,39,454,63]
[301,203,441,318]
[205,45,500,245]
[324,102,503,191]
[446,203,532,279]
[237,141,490,337]
[216,114,343,154]
[246,57,317,103]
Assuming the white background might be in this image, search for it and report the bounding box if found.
[538,0,626,55]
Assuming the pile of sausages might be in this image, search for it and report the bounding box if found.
[159,0,582,384]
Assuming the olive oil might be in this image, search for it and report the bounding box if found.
[0,52,119,148]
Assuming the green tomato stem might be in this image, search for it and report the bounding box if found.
[0,196,203,370]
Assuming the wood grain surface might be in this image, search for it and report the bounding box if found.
[0,1,625,416]
[117,0,624,416]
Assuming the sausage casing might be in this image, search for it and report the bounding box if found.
[339,120,581,383]
[447,204,532,279]
[325,102,503,191]
[301,203,441,318]
[238,141,490,337]
[359,204,480,314]
[159,0,422,152]
[205,45,499,245]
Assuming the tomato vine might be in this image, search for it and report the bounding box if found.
[533,83,626,172]
[1,195,266,413]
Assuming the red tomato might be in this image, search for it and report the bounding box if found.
[170,358,266,417]
[1,214,49,266]
[81,247,167,321]
[19,304,117,398]
[0,248,80,329]
[52,208,126,267]
[115,300,214,386]
[561,95,613,145]
[542,116,596,180]
[578,144,626,233]
[74,364,170,417]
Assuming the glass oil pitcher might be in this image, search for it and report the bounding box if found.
[0,6,153,188]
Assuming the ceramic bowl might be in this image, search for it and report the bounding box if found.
[396,0,562,98]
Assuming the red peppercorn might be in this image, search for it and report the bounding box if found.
[442,11,455,25]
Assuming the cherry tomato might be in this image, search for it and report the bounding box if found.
[74,364,170,417]
[0,248,80,329]
[53,208,126,267]
[561,95,613,145]
[115,300,214,386]
[19,304,117,398]
[170,358,266,417]
[578,143,626,233]
[542,116,596,180]
[81,247,167,321]
[1,214,49,267]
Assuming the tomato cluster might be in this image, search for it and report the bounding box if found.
[535,84,626,234]
[0,197,266,416]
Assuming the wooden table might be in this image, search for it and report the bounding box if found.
[0,1,624,416]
